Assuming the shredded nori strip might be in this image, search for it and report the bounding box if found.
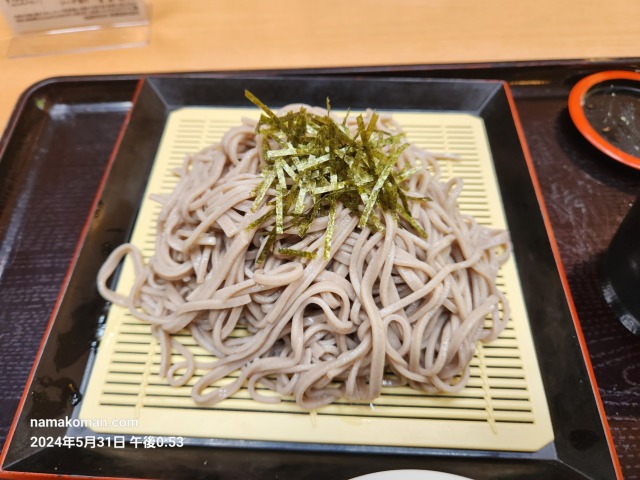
[245,90,428,263]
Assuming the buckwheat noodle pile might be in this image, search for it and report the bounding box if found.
[97,103,511,409]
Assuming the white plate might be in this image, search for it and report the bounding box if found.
[350,470,474,480]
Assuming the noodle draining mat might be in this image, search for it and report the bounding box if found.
[79,106,554,452]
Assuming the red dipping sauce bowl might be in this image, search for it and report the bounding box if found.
[568,70,640,169]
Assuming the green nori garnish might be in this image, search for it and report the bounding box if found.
[245,90,428,263]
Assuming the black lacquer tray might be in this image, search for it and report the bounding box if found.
[1,62,639,479]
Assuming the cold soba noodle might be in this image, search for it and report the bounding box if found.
[98,97,511,409]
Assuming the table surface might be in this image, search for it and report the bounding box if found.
[1,0,640,134]
[0,2,639,479]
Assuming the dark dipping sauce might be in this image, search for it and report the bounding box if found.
[583,79,640,158]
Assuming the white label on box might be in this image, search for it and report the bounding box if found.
[0,0,148,34]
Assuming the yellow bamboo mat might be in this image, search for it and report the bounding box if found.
[80,107,554,452]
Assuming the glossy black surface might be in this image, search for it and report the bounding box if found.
[601,196,640,335]
[0,74,621,479]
